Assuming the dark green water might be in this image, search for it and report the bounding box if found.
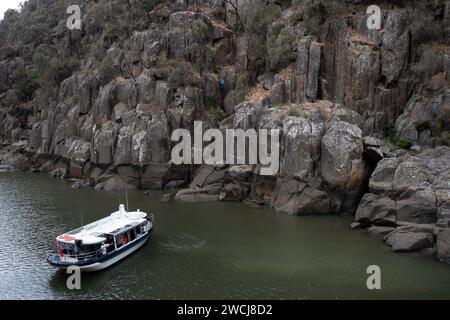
[1,172,450,299]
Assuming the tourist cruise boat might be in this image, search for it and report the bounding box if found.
[47,204,154,272]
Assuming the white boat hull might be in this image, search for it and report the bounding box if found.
[53,234,150,272]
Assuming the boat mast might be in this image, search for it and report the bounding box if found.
[125,185,129,212]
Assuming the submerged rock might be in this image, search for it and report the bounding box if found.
[437,229,450,264]
[94,175,137,192]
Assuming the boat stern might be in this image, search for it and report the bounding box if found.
[47,252,71,269]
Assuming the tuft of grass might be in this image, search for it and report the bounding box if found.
[95,120,105,130]
[396,138,413,150]
[288,107,300,117]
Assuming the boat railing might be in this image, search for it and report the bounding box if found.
[62,247,106,262]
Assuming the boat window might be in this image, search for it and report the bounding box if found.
[115,234,123,249]
[130,228,136,241]
[78,243,101,254]
[105,234,115,253]
[58,241,75,256]
[73,243,102,260]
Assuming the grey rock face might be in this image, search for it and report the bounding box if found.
[67,139,91,177]
[219,183,249,201]
[141,163,171,190]
[321,121,365,189]
[95,175,138,192]
[367,226,396,236]
[396,91,450,146]
[355,146,450,262]
[396,189,437,224]
[166,11,213,69]
[384,228,433,252]
[92,121,118,166]
[270,179,330,216]
[369,147,450,195]
[320,20,348,102]
[381,10,409,85]
[437,229,450,263]
[306,42,321,102]
[175,185,221,202]
[281,116,323,180]
[355,193,396,227]
[93,82,117,121]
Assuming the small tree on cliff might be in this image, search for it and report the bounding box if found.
[210,0,245,32]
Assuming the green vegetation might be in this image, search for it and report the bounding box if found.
[267,24,295,71]
[273,104,300,117]
[95,120,105,129]
[384,120,412,150]
[241,0,282,82]
[288,107,300,117]
[411,46,444,80]
[441,131,450,147]
[0,0,166,105]
[204,95,218,111]
[395,138,413,150]
[210,109,226,129]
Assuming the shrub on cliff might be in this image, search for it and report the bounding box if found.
[267,24,295,71]
[411,46,445,81]
[242,0,282,78]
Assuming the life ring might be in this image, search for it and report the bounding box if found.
[122,233,129,245]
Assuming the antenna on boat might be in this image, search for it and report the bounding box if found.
[125,185,129,212]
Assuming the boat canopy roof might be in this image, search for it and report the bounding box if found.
[57,205,148,244]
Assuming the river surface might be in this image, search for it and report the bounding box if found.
[1,171,450,299]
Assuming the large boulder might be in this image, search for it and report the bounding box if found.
[190,165,226,189]
[436,229,450,264]
[369,147,450,195]
[94,175,138,192]
[321,121,364,188]
[175,184,221,202]
[321,121,367,213]
[270,179,330,216]
[355,193,396,227]
[436,190,450,227]
[369,157,399,195]
[67,140,91,177]
[219,183,249,201]
[384,227,433,252]
[281,116,323,180]
[396,189,437,224]
[395,90,450,146]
